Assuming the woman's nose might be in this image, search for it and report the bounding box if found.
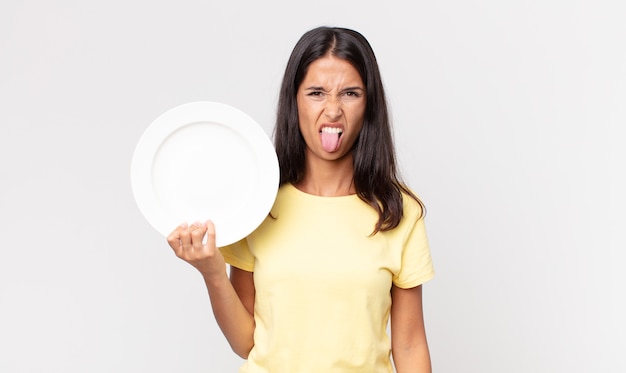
[324,97,343,120]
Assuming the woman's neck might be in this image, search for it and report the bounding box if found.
[294,153,356,197]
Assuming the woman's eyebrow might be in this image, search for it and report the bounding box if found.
[304,86,327,91]
[341,86,364,92]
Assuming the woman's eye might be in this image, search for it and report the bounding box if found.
[308,91,323,96]
[344,91,361,98]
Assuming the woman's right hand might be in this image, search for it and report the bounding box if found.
[166,220,226,279]
[167,220,255,358]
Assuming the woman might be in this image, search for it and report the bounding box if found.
[167,26,435,372]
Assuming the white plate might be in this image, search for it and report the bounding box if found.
[131,101,279,247]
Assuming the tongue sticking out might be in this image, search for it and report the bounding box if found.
[321,131,341,152]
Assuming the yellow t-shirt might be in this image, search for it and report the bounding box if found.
[220,183,434,373]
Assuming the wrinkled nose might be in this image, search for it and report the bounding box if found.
[324,98,343,120]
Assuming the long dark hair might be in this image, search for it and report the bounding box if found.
[274,26,424,232]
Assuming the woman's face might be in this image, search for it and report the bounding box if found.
[296,54,366,163]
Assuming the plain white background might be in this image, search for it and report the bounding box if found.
[1,0,624,372]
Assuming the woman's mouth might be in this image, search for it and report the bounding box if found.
[320,126,343,152]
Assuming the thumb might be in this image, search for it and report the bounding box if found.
[204,219,217,248]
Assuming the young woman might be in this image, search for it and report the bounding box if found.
[167,26,435,373]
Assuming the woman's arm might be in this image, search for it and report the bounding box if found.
[167,221,255,358]
[390,285,432,373]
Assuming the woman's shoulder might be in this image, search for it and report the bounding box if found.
[400,185,426,220]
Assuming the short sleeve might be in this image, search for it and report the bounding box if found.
[392,198,435,288]
[219,239,255,272]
